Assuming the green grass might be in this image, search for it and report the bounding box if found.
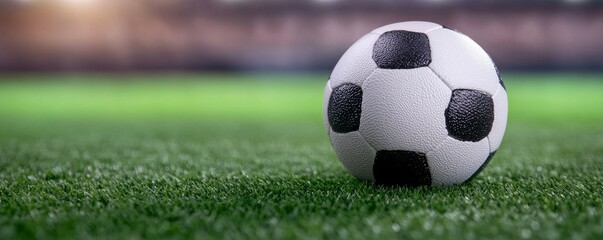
[0,73,602,239]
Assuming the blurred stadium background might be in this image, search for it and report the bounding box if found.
[2,2,603,239]
[1,0,603,72]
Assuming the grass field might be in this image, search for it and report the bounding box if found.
[0,73,602,239]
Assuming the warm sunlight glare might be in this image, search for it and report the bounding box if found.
[57,0,96,6]
[16,0,97,6]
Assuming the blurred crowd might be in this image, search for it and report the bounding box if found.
[0,0,602,71]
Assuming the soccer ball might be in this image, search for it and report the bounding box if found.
[323,21,508,186]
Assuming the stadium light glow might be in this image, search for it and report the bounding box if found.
[15,0,97,6]
[57,0,96,6]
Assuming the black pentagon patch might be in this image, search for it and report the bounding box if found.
[465,151,496,183]
[445,89,494,142]
[373,150,431,187]
[328,83,363,133]
[372,30,431,69]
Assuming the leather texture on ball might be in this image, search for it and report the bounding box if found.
[328,83,363,133]
[373,30,431,69]
[445,89,494,142]
[328,130,376,182]
[324,21,508,186]
[464,151,497,183]
[425,137,490,185]
[329,33,379,88]
[488,87,508,152]
[359,68,450,153]
[427,27,500,95]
